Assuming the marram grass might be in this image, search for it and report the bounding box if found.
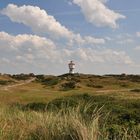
[0,103,139,140]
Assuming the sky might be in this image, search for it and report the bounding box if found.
[0,0,140,75]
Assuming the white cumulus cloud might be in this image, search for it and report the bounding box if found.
[134,46,140,50]
[72,0,125,28]
[1,4,105,46]
[1,4,73,39]
[0,31,58,65]
[0,31,55,51]
[136,32,140,37]
[0,31,133,74]
[70,48,133,65]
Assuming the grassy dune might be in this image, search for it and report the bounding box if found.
[0,102,139,140]
[0,74,140,139]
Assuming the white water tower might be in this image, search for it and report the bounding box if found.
[68,61,75,74]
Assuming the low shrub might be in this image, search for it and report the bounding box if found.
[130,89,140,92]
[42,77,59,86]
[0,80,14,85]
[86,83,103,88]
[10,74,31,80]
[61,81,76,90]
[120,84,129,87]
[36,75,45,81]
[70,77,81,83]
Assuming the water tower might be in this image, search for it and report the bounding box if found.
[68,61,75,74]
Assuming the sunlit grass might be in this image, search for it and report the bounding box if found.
[0,102,139,140]
[0,74,140,139]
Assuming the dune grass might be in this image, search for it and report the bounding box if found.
[0,100,139,140]
[0,74,140,139]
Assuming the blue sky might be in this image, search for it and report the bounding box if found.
[0,0,140,74]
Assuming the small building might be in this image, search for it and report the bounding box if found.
[68,61,75,74]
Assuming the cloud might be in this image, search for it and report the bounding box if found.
[1,58,10,64]
[70,48,133,65]
[117,38,134,45]
[0,31,133,74]
[136,32,140,37]
[106,33,134,46]
[134,46,140,50]
[0,31,58,64]
[69,34,105,47]
[1,4,73,39]
[72,0,125,28]
[68,1,73,5]
[0,31,55,51]
[99,0,108,3]
[1,4,105,46]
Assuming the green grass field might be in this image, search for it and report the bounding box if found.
[0,73,140,139]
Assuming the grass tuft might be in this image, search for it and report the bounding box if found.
[0,101,139,140]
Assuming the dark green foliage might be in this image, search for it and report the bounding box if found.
[10,74,31,80]
[0,80,9,85]
[10,102,46,112]
[47,98,78,111]
[15,93,140,127]
[105,74,140,82]
[86,83,103,88]
[58,73,79,78]
[128,75,140,82]
[0,80,14,85]
[10,92,140,128]
[12,93,140,139]
[24,102,47,111]
[70,77,81,83]
[130,89,140,92]
[42,77,59,86]
[61,81,76,90]
[36,76,59,86]
[48,94,140,126]
[120,84,129,88]
[35,75,45,81]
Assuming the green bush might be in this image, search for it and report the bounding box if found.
[61,81,76,90]
[42,77,59,86]
[120,84,129,87]
[11,74,31,80]
[36,75,45,81]
[130,89,140,92]
[86,83,103,88]
[69,77,81,83]
[0,80,14,85]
